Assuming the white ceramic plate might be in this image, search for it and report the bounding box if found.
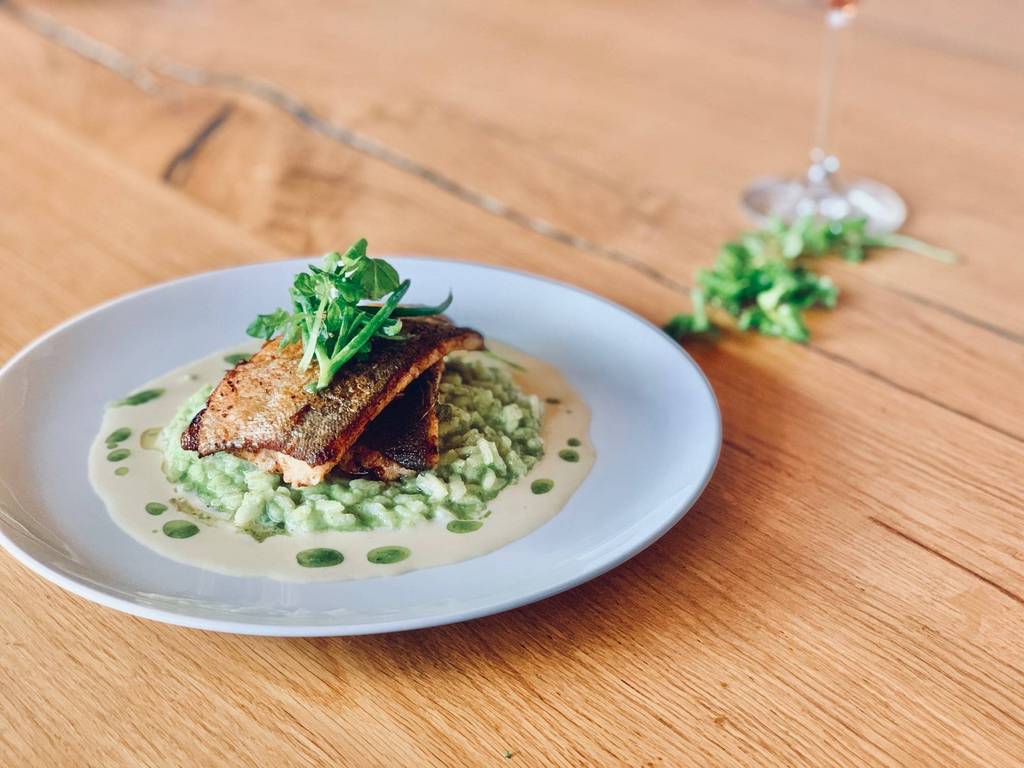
[0,258,720,636]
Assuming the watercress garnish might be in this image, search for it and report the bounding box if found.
[665,217,955,344]
[246,239,449,391]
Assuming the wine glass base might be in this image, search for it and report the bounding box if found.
[741,176,907,235]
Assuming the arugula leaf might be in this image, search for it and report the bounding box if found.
[246,308,291,340]
[359,258,401,299]
[665,217,954,344]
[663,288,717,340]
[339,238,368,270]
[247,240,451,390]
[739,303,810,342]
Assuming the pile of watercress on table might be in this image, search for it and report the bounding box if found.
[247,239,451,391]
[664,217,956,343]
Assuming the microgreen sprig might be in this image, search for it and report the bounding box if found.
[246,239,449,391]
[665,217,956,344]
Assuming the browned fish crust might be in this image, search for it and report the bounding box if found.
[182,317,482,485]
[340,362,443,479]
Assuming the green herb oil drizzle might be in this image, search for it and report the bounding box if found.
[367,546,411,564]
[296,548,345,568]
[114,389,165,407]
[162,520,199,539]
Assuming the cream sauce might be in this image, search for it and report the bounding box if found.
[88,340,593,582]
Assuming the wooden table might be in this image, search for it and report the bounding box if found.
[1,1,1021,765]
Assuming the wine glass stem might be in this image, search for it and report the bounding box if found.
[810,9,851,179]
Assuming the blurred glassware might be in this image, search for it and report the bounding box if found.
[741,0,906,234]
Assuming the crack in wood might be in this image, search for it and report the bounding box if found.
[868,516,1024,607]
[722,437,755,460]
[8,0,1023,343]
[1,0,158,92]
[806,344,1024,446]
[2,2,687,293]
[884,286,1024,346]
[156,59,688,291]
[161,104,233,185]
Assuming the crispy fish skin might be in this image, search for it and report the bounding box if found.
[339,362,443,481]
[182,317,483,485]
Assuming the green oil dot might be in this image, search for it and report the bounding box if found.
[545,397,561,405]
[106,427,132,444]
[558,449,579,463]
[162,520,199,539]
[567,437,581,447]
[224,352,252,365]
[114,388,165,407]
[114,467,129,477]
[367,546,411,565]
[145,502,168,516]
[106,448,131,462]
[530,478,554,494]
[446,520,483,534]
[296,548,345,568]
[140,427,162,451]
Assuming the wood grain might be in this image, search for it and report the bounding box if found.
[0,2,1022,766]
[18,0,1023,331]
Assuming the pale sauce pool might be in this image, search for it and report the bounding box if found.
[88,341,594,582]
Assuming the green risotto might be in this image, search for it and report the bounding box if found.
[160,357,544,539]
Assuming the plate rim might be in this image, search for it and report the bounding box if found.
[0,256,721,636]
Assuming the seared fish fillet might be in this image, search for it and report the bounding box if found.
[182,317,483,485]
[340,362,443,481]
